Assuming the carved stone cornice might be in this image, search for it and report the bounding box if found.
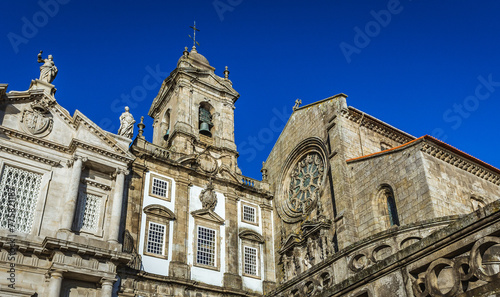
[0,142,60,166]
[2,89,44,102]
[340,107,414,144]
[421,141,500,185]
[70,139,132,163]
[0,126,67,151]
[0,126,133,163]
[81,178,112,191]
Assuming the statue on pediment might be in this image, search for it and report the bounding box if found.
[37,51,58,83]
[118,106,135,138]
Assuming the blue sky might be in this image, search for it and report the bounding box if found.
[1,0,500,179]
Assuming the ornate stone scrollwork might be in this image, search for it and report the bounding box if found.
[411,236,500,297]
[277,138,328,223]
[199,178,217,211]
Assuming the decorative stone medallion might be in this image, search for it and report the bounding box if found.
[287,152,324,214]
[20,105,53,137]
[277,138,328,223]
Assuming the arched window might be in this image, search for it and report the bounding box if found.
[199,103,213,137]
[162,109,171,142]
[379,185,399,226]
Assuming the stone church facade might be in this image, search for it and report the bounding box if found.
[0,46,499,297]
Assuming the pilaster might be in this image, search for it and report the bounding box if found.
[223,191,242,290]
[261,201,276,292]
[169,173,191,279]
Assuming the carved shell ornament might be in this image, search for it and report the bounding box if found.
[277,138,329,223]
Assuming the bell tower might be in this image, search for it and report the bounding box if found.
[148,45,240,172]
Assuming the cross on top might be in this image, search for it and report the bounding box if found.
[189,21,200,48]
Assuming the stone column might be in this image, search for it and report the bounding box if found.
[108,168,127,243]
[100,278,115,297]
[61,156,86,231]
[47,270,63,297]
[223,191,242,290]
[168,173,191,279]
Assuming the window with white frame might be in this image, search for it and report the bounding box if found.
[239,229,264,278]
[243,205,256,223]
[197,226,216,267]
[76,192,101,232]
[143,204,174,259]
[146,222,166,255]
[241,202,259,226]
[244,246,258,276]
[0,165,42,233]
[149,174,171,201]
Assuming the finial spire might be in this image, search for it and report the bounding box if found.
[137,116,145,138]
[189,21,200,48]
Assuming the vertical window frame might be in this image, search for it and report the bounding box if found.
[146,221,166,256]
[142,205,174,260]
[241,202,259,226]
[193,223,221,271]
[74,186,108,237]
[148,173,171,201]
[243,246,258,276]
[0,164,43,234]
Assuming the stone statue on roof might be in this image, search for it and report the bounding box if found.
[37,51,58,84]
[118,106,135,139]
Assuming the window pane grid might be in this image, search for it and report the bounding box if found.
[0,165,42,233]
[147,222,165,255]
[152,178,168,198]
[78,193,101,232]
[243,205,256,223]
[244,246,257,276]
[197,226,216,266]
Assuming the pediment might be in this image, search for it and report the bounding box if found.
[279,234,302,254]
[238,229,265,244]
[1,86,134,163]
[191,209,224,225]
[144,204,175,220]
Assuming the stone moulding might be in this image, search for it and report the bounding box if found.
[238,229,265,244]
[0,128,132,165]
[0,142,60,167]
[144,204,176,220]
[81,178,112,191]
[421,141,500,185]
[341,107,415,144]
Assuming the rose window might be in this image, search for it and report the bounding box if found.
[287,153,325,214]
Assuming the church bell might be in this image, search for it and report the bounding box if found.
[163,128,170,141]
[199,122,211,137]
